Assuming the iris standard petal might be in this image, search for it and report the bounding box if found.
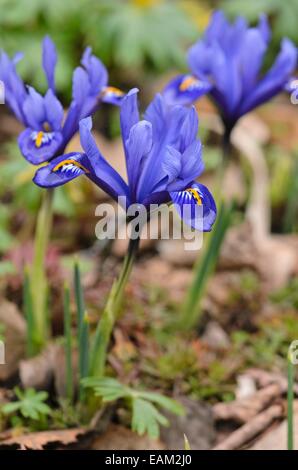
[170,182,217,231]
[42,36,57,91]
[44,89,64,131]
[125,120,153,195]
[81,47,108,92]
[181,140,204,181]
[258,14,271,44]
[205,10,228,43]
[120,88,140,143]
[238,29,267,94]
[162,146,182,185]
[163,74,211,106]
[144,93,166,142]
[18,128,63,165]
[22,87,46,129]
[179,106,199,152]
[166,140,204,193]
[239,38,298,116]
[71,66,90,109]
[137,101,188,201]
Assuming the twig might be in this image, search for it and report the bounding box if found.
[213,404,284,450]
[213,383,282,424]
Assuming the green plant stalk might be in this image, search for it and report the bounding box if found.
[30,189,54,352]
[74,261,90,401]
[90,236,140,377]
[63,284,73,403]
[287,353,294,450]
[23,266,35,358]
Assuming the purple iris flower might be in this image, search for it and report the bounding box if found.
[164,11,297,131]
[33,89,217,231]
[0,36,124,165]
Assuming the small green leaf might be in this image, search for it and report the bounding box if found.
[82,377,128,402]
[132,398,169,439]
[136,391,185,416]
[1,387,51,422]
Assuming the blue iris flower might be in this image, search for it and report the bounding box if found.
[0,36,124,165]
[33,89,217,232]
[164,11,297,131]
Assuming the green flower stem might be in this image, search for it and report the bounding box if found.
[30,188,54,352]
[90,236,140,377]
[214,128,232,202]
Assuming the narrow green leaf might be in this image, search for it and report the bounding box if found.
[63,283,73,403]
[181,201,233,330]
[74,261,89,398]
[287,350,295,450]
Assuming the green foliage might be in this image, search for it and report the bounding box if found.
[0,206,14,253]
[287,352,294,450]
[0,0,198,98]
[271,278,298,311]
[0,260,16,277]
[1,387,51,422]
[87,0,197,74]
[82,377,184,439]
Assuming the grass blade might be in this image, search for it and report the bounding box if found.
[287,351,295,450]
[74,260,89,397]
[184,433,191,450]
[63,283,73,403]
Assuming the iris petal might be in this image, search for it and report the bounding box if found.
[33,152,88,188]
[171,182,217,231]
[18,128,63,165]
[22,87,46,130]
[79,117,130,202]
[163,74,211,106]
[42,36,57,91]
[44,89,64,131]
[239,38,298,116]
[101,86,125,105]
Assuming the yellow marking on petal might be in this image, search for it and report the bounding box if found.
[179,76,198,92]
[52,159,90,174]
[187,188,202,205]
[35,131,44,148]
[102,86,124,97]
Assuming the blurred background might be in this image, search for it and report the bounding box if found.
[0,0,298,450]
